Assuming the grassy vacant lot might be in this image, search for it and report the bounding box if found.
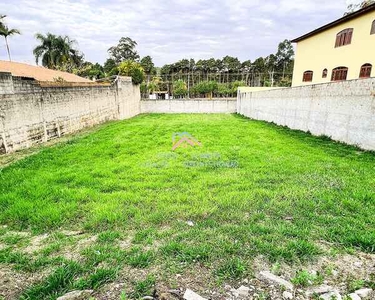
[0,114,374,299]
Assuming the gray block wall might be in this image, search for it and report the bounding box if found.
[0,74,140,153]
[141,99,237,114]
[2,72,375,154]
[237,78,375,151]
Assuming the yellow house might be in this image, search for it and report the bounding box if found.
[291,3,375,87]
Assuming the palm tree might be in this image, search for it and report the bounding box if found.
[0,15,6,27]
[33,33,83,71]
[0,24,20,62]
[0,15,20,61]
[33,33,58,68]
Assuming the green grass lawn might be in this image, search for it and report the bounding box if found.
[0,113,374,299]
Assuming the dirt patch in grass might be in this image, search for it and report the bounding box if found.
[0,266,47,300]
[0,229,374,299]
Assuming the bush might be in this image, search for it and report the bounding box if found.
[118,60,145,85]
[217,83,231,97]
[131,68,145,85]
[194,81,218,98]
[173,80,187,98]
[230,81,246,95]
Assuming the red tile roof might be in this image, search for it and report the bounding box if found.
[0,60,93,83]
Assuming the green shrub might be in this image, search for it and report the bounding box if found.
[194,81,218,98]
[118,60,145,85]
[173,80,187,98]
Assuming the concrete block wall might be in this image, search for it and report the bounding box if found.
[141,99,237,114]
[0,72,14,94]
[0,75,140,153]
[237,78,375,151]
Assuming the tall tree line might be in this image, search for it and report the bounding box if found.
[159,39,295,88]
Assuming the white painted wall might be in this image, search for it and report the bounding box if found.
[237,78,375,150]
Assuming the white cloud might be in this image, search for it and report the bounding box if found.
[0,0,350,66]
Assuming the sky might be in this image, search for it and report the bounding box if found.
[0,0,363,67]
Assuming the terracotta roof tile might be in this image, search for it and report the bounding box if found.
[0,60,93,83]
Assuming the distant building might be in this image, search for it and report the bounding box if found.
[0,60,92,83]
[149,91,170,100]
[291,3,375,86]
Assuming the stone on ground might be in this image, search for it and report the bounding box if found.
[282,291,293,299]
[355,288,373,299]
[319,290,342,300]
[231,285,250,298]
[259,271,293,291]
[56,290,93,300]
[347,293,361,300]
[306,285,335,297]
[183,289,207,300]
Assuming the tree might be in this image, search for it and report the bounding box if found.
[194,81,218,98]
[222,56,241,83]
[265,54,277,87]
[0,16,20,61]
[275,40,294,77]
[118,60,145,84]
[103,58,117,75]
[173,80,187,98]
[160,64,171,76]
[108,37,139,64]
[140,56,155,75]
[75,62,105,80]
[345,0,375,15]
[0,15,6,27]
[33,33,83,71]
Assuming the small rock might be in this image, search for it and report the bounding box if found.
[57,290,93,300]
[259,271,293,291]
[319,290,342,300]
[354,261,363,268]
[306,285,335,296]
[283,291,293,299]
[355,288,373,298]
[231,286,250,298]
[186,221,194,227]
[142,297,154,300]
[183,289,207,300]
[347,293,361,300]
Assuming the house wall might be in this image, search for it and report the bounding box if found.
[141,99,237,114]
[0,74,140,153]
[292,10,375,86]
[238,77,375,151]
